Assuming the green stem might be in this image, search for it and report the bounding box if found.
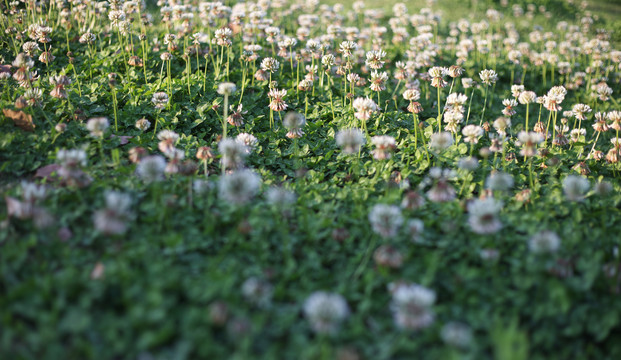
[525,103,529,132]
[222,95,229,139]
[437,86,442,132]
[112,87,118,131]
[479,85,488,125]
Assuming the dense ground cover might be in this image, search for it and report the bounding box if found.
[1,0,621,359]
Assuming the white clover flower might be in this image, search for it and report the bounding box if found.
[93,190,133,236]
[458,157,479,171]
[283,111,306,139]
[562,175,589,202]
[260,57,280,73]
[157,130,179,153]
[467,198,503,235]
[136,155,166,183]
[441,322,473,348]
[369,204,403,239]
[219,138,248,170]
[486,172,514,191]
[365,49,386,70]
[56,148,87,169]
[218,169,261,205]
[403,89,421,101]
[511,84,525,98]
[572,104,592,120]
[151,92,169,109]
[193,179,211,194]
[352,97,378,121]
[528,230,561,254]
[86,117,109,137]
[517,131,544,157]
[20,181,47,202]
[321,54,335,67]
[339,41,357,57]
[79,32,96,45]
[429,132,454,151]
[135,118,151,131]
[462,125,484,144]
[369,71,388,92]
[371,135,396,160]
[407,219,425,242]
[241,277,273,308]
[425,167,457,203]
[479,69,498,85]
[445,93,468,106]
[217,82,237,96]
[108,10,126,26]
[235,133,258,153]
[22,41,40,56]
[103,190,132,216]
[461,78,474,88]
[389,282,436,331]
[265,186,296,209]
[336,128,365,154]
[303,291,349,335]
[493,117,511,135]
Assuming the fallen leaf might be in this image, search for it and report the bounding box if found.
[3,109,34,131]
[35,164,61,179]
[91,262,105,280]
[57,227,73,241]
[5,196,29,219]
[110,134,132,145]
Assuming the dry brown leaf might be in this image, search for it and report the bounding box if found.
[3,109,34,131]
[110,134,132,145]
[91,262,105,280]
[5,196,28,219]
[35,164,61,179]
[57,227,73,241]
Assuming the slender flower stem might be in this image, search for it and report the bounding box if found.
[268,73,273,129]
[391,79,402,99]
[203,55,209,92]
[479,85,488,125]
[525,103,530,132]
[444,78,455,109]
[185,56,191,98]
[436,86,442,132]
[466,88,475,124]
[412,107,418,146]
[328,75,335,122]
[112,87,118,131]
[551,111,558,147]
[545,110,553,144]
[167,60,172,105]
[351,236,376,281]
[296,59,300,97]
[88,44,94,81]
[152,110,162,138]
[157,61,165,89]
[299,93,306,120]
[239,67,247,103]
[141,40,148,85]
[222,95,229,139]
[226,47,230,80]
[589,131,601,156]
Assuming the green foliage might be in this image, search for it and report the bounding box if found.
[1,1,621,359]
